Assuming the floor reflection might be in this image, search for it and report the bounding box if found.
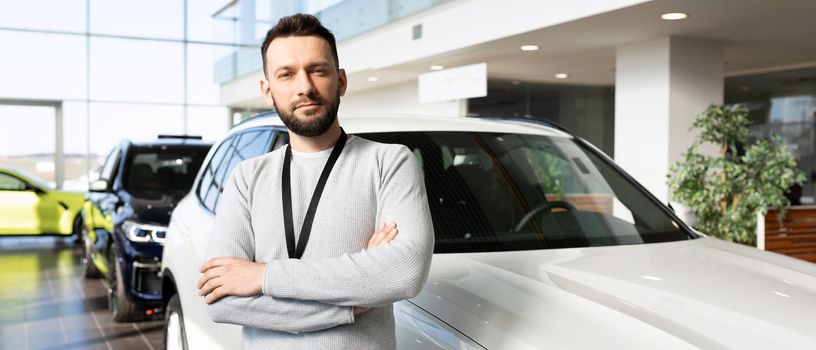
[0,236,163,350]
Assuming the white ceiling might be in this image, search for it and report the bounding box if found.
[345,0,816,94]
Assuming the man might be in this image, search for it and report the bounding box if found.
[196,13,434,349]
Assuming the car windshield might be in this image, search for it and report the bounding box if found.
[4,167,52,190]
[123,145,209,198]
[359,131,694,253]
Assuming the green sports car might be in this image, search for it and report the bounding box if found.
[0,164,85,236]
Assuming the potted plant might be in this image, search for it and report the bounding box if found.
[667,104,805,245]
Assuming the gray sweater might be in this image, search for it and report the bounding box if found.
[205,135,434,349]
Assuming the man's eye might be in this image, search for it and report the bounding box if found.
[278,73,291,79]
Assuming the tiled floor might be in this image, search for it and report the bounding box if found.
[0,237,164,350]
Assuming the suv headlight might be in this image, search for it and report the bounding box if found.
[122,220,167,244]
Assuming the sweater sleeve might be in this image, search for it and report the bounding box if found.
[262,145,434,307]
[204,160,355,332]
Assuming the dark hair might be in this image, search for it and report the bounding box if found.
[261,13,339,78]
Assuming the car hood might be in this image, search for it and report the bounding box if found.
[412,237,816,350]
[128,194,180,225]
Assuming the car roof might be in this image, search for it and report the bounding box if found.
[0,164,48,187]
[126,138,213,148]
[232,112,573,138]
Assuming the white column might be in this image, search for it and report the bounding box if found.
[614,37,723,203]
[55,103,64,190]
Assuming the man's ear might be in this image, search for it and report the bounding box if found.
[337,68,347,97]
[260,79,275,106]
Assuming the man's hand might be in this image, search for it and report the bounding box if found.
[354,223,399,315]
[368,222,398,250]
[197,257,266,304]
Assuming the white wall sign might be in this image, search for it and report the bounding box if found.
[418,63,487,103]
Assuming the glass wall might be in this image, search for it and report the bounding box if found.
[0,105,56,184]
[1,0,454,190]
[467,80,616,157]
[726,67,816,205]
[213,0,452,84]
[0,0,252,190]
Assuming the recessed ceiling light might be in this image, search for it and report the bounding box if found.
[661,12,688,20]
[520,45,539,51]
[368,76,379,82]
[430,65,444,71]
[554,73,569,79]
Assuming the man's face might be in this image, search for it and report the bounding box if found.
[260,35,347,137]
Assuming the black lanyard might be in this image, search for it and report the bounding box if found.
[281,129,347,259]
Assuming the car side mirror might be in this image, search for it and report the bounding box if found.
[89,179,109,192]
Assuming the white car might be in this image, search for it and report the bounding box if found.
[160,113,816,349]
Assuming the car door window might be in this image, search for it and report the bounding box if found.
[212,129,274,211]
[234,130,274,160]
[199,136,235,212]
[0,173,27,191]
[198,128,274,213]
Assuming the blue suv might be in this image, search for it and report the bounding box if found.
[81,135,211,322]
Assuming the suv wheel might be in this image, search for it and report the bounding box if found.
[164,294,188,350]
[81,226,101,278]
[73,215,84,247]
[108,251,143,322]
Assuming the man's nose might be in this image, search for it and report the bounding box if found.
[294,72,316,97]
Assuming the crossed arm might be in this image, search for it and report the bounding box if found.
[199,147,433,331]
[200,223,395,332]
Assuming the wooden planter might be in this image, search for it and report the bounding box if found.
[760,206,816,263]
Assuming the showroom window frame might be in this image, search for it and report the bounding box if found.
[0,99,64,189]
[0,0,262,189]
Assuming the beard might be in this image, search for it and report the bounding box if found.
[274,91,340,137]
